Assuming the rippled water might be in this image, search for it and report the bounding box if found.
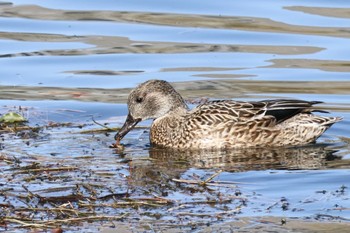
[1,0,350,232]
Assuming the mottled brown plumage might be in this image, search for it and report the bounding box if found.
[114,80,342,149]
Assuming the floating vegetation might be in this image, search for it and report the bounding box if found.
[0,151,245,231]
[0,105,349,232]
[0,112,27,124]
[0,112,245,231]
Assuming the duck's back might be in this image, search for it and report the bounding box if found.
[151,99,342,149]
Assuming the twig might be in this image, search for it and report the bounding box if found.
[4,214,128,228]
[43,214,128,224]
[78,126,148,134]
[79,200,167,208]
[22,185,40,199]
[168,199,243,212]
[181,199,235,205]
[91,116,113,130]
[176,206,242,217]
[132,197,173,204]
[81,183,98,197]
[201,169,223,185]
[14,166,78,174]
[14,207,93,215]
[4,218,46,228]
[172,178,239,187]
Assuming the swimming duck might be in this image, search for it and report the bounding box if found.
[114,80,341,149]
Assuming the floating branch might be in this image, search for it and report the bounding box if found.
[78,126,148,134]
[172,178,239,187]
[91,116,114,131]
[3,214,128,229]
[201,169,223,186]
[79,199,170,208]
[13,166,78,174]
[176,206,242,217]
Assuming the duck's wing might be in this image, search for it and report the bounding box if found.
[261,99,322,123]
[191,99,322,124]
[190,100,266,124]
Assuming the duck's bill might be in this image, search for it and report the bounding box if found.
[114,114,141,143]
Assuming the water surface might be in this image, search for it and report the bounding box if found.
[1,0,350,232]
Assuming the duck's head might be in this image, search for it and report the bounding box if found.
[114,80,187,144]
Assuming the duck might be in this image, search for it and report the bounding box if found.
[114,79,342,149]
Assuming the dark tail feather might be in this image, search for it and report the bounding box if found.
[310,101,323,105]
[312,110,329,114]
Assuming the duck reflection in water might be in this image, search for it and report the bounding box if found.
[127,145,342,189]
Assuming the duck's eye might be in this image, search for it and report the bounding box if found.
[136,97,143,103]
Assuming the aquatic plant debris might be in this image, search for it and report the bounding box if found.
[0,105,349,232]
[0,112,27,124]
[0,118,247,231]
[0,151,245,231]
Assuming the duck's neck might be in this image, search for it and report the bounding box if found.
[150,106,187,148]
[169,105,189,117]
[169,93,189,113]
